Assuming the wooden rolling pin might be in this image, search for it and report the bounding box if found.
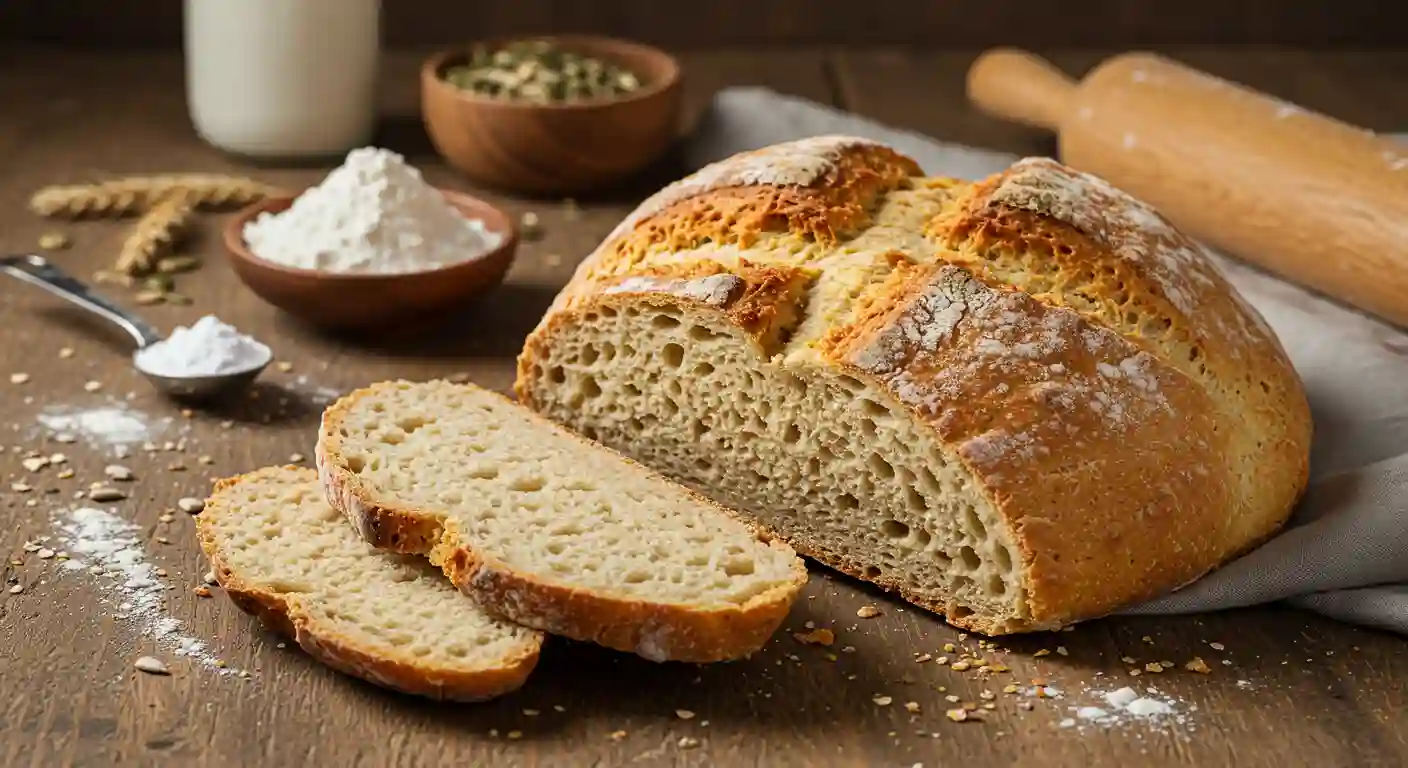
[966,49,1408,328]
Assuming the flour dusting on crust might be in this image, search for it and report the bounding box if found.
[987,158,1220,318]
[847,266,1175,467]
[604,274,743,307]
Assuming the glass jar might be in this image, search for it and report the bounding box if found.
[184,0,381,160]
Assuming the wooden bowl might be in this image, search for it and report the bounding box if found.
[222,190,518,332]
[421,36,683,195]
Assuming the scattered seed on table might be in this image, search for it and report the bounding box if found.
[194,586,211,597]
[54,433,76,444]
[203,571,218,585]
[678,737,700,750]
[88,487,126,502]
[11,482,33,493]
[8,584,23,594]
[134,656,170,675]
[872,695,893,706]
[288,453,305,463]
[104,465,134,481]
[38,232,71,250]
[544,253,563,268]
[198,455,214,465]
[155,537,170,545]
[675,709,695,720]
[56,468,75,479]
[856,605,881,619]
[9,373,29,384]
[58,347,74,359]
[37,548,55,559]
[178,497,204,513]
[21,457,48,472]
[83,380,102,392]
[275,361,293,372]
[520,211,542,239]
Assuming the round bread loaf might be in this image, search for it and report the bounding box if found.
[515,136,1312,634]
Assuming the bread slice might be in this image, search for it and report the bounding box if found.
[513,138,1312,635]
[197,465,543,701]
[316,380,808,663]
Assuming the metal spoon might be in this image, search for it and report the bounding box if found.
[1,254,270,401]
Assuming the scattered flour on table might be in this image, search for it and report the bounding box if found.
[134,315,271,378]
[289,374,343,405]
[50,507,246,677]
[242,146,503,274]
[36,399,171,454]
[1058,685,1193,732]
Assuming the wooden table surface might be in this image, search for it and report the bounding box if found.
[1,47,1405,768]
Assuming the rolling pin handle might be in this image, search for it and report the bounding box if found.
[967,48,1078,131]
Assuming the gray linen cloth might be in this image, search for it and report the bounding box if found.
[685,87,1408,634]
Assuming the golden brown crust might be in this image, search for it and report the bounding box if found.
[317,384,809,664]
[514,141,1313,635]
[198,467,540,702]
[826,265,1233,629]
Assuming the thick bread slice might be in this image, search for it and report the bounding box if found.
[514,137,1313,635]
[316,380,808,663]
[197,465,542,701]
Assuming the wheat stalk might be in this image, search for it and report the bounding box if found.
[115,191,197,276]
[30,174,282,219]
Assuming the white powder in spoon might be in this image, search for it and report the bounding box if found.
[134,315,271,378]
[241,146,503,274]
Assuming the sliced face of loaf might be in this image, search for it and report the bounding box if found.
[514,137,1313,635]
[197,465,542,701]
[315,380,808,663]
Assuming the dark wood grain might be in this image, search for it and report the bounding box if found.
[0,48,1404,768]
[0,0,1403,48]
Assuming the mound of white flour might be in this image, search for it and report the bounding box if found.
[242,146,503,274]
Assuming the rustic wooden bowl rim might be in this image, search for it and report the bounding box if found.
[222,188,519,283]
[422,35,682,112]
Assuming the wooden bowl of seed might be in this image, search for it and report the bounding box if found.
[422,36,683,196]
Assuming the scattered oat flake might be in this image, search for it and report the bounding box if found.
[12,482,33,492]
[1145,662,1164,673]
[22,457,48,472]
[856,605,881,619]
[1034,649,1050,657]
[678,737,700,750]
[10,373,30,384]
[1209,642,1226,651]
[945,708,968,722]
[793,628,835,646]
[873,695,893,706]
[915,654,932,663]
[609,730,627,741]
[942,642,956,653]
[1056,646,1069,656]
[675,709,695,720]
[840,645,856,654]
[1185,657,1212,674]
[950,661,971,671]
[84,380,102,392]
[8,584,22,594]
[1120,656,1137,664]
[289,453,305,463]
[904,701,921,713]
[134,656,170,675]
[177,497,204,513]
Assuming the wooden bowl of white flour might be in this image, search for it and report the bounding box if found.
[223,148,519,331]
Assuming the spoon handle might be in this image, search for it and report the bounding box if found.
[0,254,164,348]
